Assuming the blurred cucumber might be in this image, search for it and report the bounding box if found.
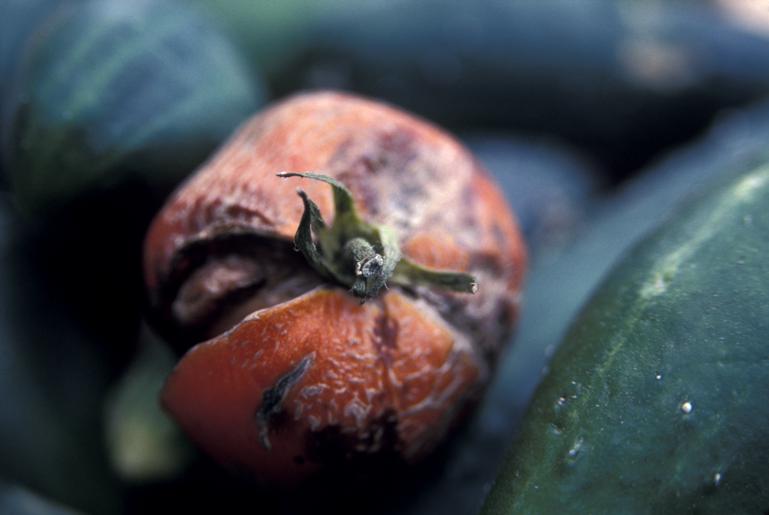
[0,0,77,189]
[3,0,264,215]
[0,0,74,125]
[0,481,83,515]
[276,0,769,177]
[0,196,121,515]
[465,134,600,257]
[188,0,325,79]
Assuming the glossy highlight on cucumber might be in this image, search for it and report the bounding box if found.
[484,165,769,514]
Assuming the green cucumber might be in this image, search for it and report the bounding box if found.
[483,165,769,514]
[3,0,263,214]
[279,0,769,176]
[189,0,321,79]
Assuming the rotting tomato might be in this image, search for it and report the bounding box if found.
[144,91,526,484]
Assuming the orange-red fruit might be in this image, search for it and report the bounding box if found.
[144,91,526,483]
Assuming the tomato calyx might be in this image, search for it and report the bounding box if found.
[278,172,478,301]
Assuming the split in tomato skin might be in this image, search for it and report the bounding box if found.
[145,91,527,483]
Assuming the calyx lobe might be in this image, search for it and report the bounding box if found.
[278,172,478,301]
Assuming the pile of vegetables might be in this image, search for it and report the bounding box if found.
[2,1,768,513]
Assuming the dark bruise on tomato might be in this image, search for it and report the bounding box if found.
[144,91,526,484]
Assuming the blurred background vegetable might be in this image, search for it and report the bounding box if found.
[3,0,263,213]
[0,195,121,514]
[264,0,769,179]
[0,480,84,515]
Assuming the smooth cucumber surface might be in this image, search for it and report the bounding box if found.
[483,166,769,514]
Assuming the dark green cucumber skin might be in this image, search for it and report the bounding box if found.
[3,0,262,214]
[483,166,769,514]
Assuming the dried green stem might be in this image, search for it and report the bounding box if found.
[277,172,477,301]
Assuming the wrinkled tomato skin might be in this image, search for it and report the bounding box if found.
[145,91,526,484]
[163,288,482,483]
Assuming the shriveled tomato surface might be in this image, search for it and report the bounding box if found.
[144,91,526,483]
